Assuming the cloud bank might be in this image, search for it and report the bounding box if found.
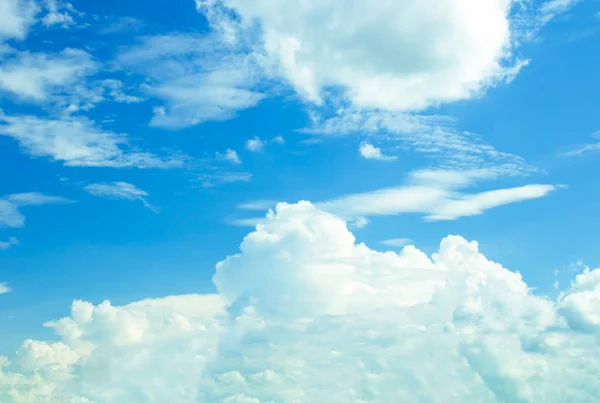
[1,202,599,402]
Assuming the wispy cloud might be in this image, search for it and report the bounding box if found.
[0,48,97,102]
[359,141,397,161]
[238,200,277,211]
[195,171,252,188]
[116,34,266,129]
[0,192,71,228]
[561,132,600,157]
[303,109,536,178]
[100,16,143,34]
[380,238,412,247]
[0,236,19,250]
[216,149,241,165]
[0,111,184,168]
[317,173,557,222]
[41,0,80,28]
[84,182,157,211]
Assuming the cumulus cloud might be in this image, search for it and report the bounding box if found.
[358,141,397,161]
[245,137,266,152]
[216,149,242,164]
[0,111,184,168]
[0,192,70,228]
[84,182,157,212]
[199,0,526,111]
[0,0,39,40]
[1,202,599,402]
[41,0,79,28]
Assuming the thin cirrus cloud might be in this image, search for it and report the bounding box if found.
[317,178,558,222]
[380,238,412,247]
[561,131,600,157]
[84,182,157,212]
[116,33,266,130]
[0,192,71,228]
[0,111,184,168]
[1,202,599,401]
[359,141,397,161]
[0,236,19,250]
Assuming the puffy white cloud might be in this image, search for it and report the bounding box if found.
[1,201,600,402]
[200,0,524,111]
[84,182,156,212]
[358,141,397,161]
[245,137,266,152]
[40,0,82,28]
[0,192,70,228]
[0,48,97,101]
[0,111,184,168]
[216,149,242,165]
[0,0,39,40]
[0,237,19,250]
[117,34,266,129]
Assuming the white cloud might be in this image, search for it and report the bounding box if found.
[0,111,184,168]
[0,192,70,228]
[0,48,97,101]
[318,175,557,221]
[196,171,252,188]
[245,136,266,152]
[561,131,600,157]
[272,135,284,144]
[41,0,78,28]
[200,0,524,111]
[303,109,535,177]
[349,216,369,229]
[117,34,266,129]
[1,202,600,401]
[237,200,276,210]
[538,0,581,23]
[84,182,156,212]
[216,149,242,164]
[358,141,397,161]
[0,0,39,40]
[380,238,412,247]
[0,283,10,294]
[101,79,144,104]
[0,236,19,250]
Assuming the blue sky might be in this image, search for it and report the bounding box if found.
[1,0,600,401]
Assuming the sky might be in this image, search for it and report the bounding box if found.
[1,0,600,401]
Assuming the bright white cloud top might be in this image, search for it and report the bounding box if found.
[359,142,397,161]
[199,0,525,110]
[0,202,598,402]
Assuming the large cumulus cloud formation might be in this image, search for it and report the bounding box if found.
[2,202,600,402]
[197,0,525,110]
